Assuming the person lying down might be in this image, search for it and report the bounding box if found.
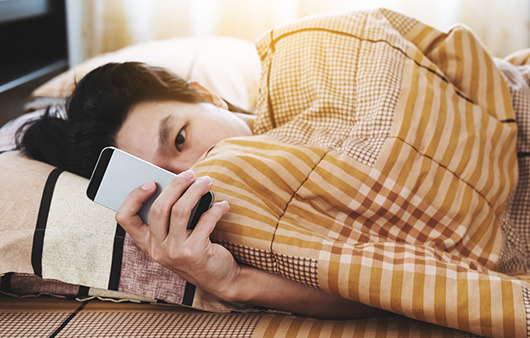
[16,8,530,334]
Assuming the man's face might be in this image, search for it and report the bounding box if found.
[116,100,253,173]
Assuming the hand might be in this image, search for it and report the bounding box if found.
[115,170,241,300]
[116,170,387,318]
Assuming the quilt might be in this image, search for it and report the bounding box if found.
[191,9,530,337]
[1,8,530,337]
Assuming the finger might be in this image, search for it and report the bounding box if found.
[188,200,230,242]
[148,170,196,242]
[167,176,213,237]
[115,181,157,246]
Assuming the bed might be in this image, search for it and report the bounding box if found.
[1,9,530,337]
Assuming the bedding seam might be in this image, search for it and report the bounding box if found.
[269,151,328,271]
[270,26,475,105]
[387,135,504,224]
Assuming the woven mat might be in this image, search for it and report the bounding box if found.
[0,295,475,337]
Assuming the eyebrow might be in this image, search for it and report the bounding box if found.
[158,115,174,152]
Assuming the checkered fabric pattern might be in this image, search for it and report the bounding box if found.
[217,241,278,273]
[0,296,474,337]
[56,312,260,338]
[1,9,529,338]
[218,241,318,287]
[495,56,530,275]
[0,312,73,338]
[191,9,529,337]
[254,13,404,167]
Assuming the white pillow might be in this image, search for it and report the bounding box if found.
[32,36,261,112]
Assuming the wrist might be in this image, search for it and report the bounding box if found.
[217,264,254,303]
[212,263,243,302]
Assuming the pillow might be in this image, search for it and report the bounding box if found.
[0,36,261,311]
[0,103,65,153]
[31,36,261,112]
[0,151,252,312]
[2,12,527,336]
[1,36,261,152]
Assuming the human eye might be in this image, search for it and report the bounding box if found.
[174,128,186,152]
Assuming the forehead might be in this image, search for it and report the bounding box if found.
[128,101,180,119]
[115,101,178,161]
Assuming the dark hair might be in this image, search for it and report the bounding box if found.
[17,62,205,178]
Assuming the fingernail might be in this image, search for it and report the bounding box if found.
[218,200,229,208]
[181,169,195,180]
[140,181,155,191]
[199,176,212,185]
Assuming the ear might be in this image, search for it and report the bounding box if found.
[189,82,229,110]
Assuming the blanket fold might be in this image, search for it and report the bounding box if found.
[192,9,529,337]
[1,9,529,337]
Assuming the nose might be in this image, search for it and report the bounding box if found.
[160,147,211,174]
[165,158,195,175]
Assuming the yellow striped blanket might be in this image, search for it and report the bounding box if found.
[1,8,529,337]
[191,9,529,337]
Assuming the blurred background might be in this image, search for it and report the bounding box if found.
[0,0,529,126]
[68,0,530,66]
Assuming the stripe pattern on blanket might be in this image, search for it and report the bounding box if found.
[192,9,529,337]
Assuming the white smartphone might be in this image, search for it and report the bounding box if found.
[86,146,213,229]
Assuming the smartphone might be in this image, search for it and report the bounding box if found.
[86,146,213,229]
